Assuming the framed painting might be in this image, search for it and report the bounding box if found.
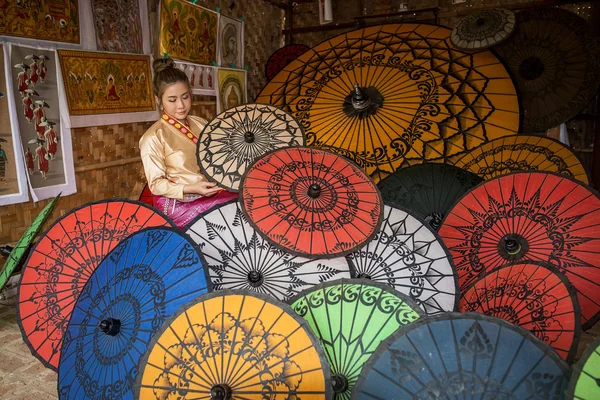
[216,68,246,113]
[217,15,244,68]
[175,61,216,96]
[91,0,144,54]
[58,50,155,115]
[159,0,218,65]
[0,0,80,44]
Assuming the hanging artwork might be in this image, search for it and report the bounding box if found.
[58,50,154,115]
[0,45,28,205]
[217,68,246,113]
[91,0,144,54]
[0,0,79,44]
[9,44,76,200]
[174,61,216,96]
[159,0,218,64]
[217,15,243,68]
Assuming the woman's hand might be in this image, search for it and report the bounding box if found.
[184,181,222,197]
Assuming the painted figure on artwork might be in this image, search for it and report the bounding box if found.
[22,89,36,123]
[207,69,213,89]
[15,63,30,96]
[221,24,238,66]
[227,87,240,109]
[68,72,82,104]
[137,73,148,101]
[0,143,6,181]
[105,75,120,101]
[190,65,197,87]
[84,72,96,104]
[39,55,49,83]
[26,54,40,86]
[34,140,49,179]
[25,147,34,175]
[42,120,58,160]
[33,101,49,138]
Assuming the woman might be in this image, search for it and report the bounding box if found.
[139,57,236,228]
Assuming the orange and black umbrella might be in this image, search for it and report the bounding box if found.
[265,43,310,81]
[17,199,175,370]
[493,7,600,133]
[135,290,332,399]
[439,172,600,329]
[198,103,305,191]
[452,134,589,184]
[257,23,520,181]
[459,263,581,363]
[240,146,383,259]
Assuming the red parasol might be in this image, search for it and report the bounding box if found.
[240,147,383,259]
[459,262,581,363]
[17,199,175,370]
[439,172,600,329]
[139,183,153,207]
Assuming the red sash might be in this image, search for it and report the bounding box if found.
[161,112,197,144]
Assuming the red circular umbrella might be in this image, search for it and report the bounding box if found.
[240,147,383,259]
[439,172,600,329]
[459,263,581,363]
[18,199,175,370]
[265,44,310,81]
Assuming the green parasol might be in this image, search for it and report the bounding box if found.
[0,194,60,295]
[567,335,600,399]
[289,278,423,399]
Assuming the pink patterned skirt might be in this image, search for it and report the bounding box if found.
[153,190,238,228]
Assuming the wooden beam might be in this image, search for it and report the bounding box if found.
[262,0,291,9]
[75,157,141,173]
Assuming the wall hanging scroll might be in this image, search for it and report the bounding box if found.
[216,67,246,113]
[91,0,144,54]
[217,14,244,68]
[174,61,216,96]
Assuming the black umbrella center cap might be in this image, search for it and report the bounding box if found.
[332,374,349,393]
[343,83,384,119]
[307,183,321,199]
[244,131,255,143]
[519,56,545,81]
[357,272,372,280]
[351,84,372,111]
[247,270,264,287]
[210,384,232,400]
[425,212,443,230]
[476,17,485,26]
[498,234,529,261]
[99,318,121,336]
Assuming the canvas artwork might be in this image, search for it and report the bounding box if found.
[0,0,79,43]
[58,50,155,115]
[11,45,66,189]
[217,15,243,68]
[0,44,25,203]
[175,61,216,96]
[91,0,144,54]
[159,0,218,64]
[217,68,246,113]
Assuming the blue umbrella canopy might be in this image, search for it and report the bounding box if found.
[57,227,211,400]
[353,312,570,400]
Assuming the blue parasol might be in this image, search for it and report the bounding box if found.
[57,227,211,400]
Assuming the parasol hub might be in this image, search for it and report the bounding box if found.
[332,374,349,393]
[498,234,529,261]
[357,272,372,280]
[210,384,233,400]
[243,131,255,143]
[519,57,545,81]
[476,17,485,26]
[307,183,322,199]
[351,84,372,111]
[425,212,444,230]
[98,318,121,336]
[247,270,264,287]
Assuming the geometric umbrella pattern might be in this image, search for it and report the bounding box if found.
[17,199,175,370]
[346,203,459,315]
[186,199,351,302]
[377,163,482,230]
[135,291,332,399]
[290,279,423,399]
[452,134,589,184]
[257,23,520,181]
[58,227,211,400]
[567,336,600,400]
[493,7,600,133]
[353,313,571,400]
[451,8,516,50]
[0,194,60,294]
[459,263,581,363]
[439,172,600,330]
[198,103,305,191]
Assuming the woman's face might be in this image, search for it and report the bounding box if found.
[158,81,191,121]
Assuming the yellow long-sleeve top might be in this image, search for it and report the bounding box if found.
[139,115,208,201]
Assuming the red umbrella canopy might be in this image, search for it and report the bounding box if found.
[439,172,600,329]
[459,263,581,363]
[240,147,383,259]
[18,199,175,370]
[139,184,153,207]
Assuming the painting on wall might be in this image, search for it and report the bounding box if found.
[91,0,144,54]
[175,61,216,96]
[217,15,243,68]
[217,68,246,113]
[58,50,155,115]
[0,0,80,44]
[159,0,218,65]
[0,44,28,205]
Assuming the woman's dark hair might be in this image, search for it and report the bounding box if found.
[152,57,191,103]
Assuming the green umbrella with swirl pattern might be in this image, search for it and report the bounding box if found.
[288,278,423,400]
